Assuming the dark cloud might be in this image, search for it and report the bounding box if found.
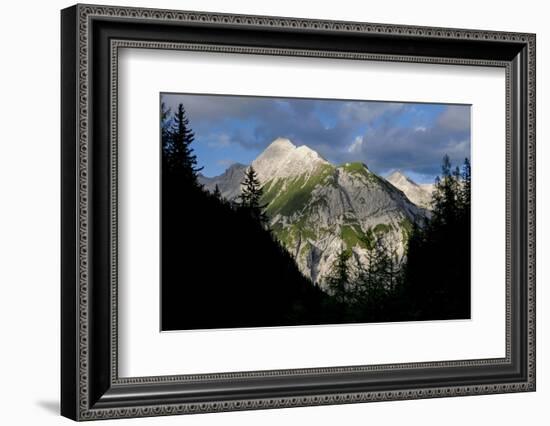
[338,101,405,125]
[323,104,469,178]
[162,93,271,123]
[344,122,470,177]
[161,93,470,180]
[437,104,471,132]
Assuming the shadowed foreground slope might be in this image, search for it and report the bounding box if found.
[161,179,340,330]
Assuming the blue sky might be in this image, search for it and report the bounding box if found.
[161,93,471,184]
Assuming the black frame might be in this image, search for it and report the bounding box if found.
[61,4,536,421]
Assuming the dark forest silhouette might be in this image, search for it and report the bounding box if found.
[161,102,471,330]
[321,155,471,322]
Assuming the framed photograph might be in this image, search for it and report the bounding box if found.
[61,4,536,421]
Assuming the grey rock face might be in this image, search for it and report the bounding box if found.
[262,162,426,287]
[198,163,247,200]
[386,170,434,209]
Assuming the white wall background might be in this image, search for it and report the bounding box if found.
[0,0,546,424]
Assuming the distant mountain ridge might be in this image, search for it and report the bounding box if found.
[386,170,434,209]
[199,163,247,201]
[200,138,429,288]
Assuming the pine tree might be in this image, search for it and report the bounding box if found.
[432,154,460,226]
[164,103,203,185]
[326,246,351,304]
[239,166,268,224]
[385,240,401,291]
[364,237,392,290]
[402,154,471,320]
[341,235,400,321]
[161,102,171,141]
[460,158,471,211]
[161,102,172,176]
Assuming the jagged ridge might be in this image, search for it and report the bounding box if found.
[386,170,434,209]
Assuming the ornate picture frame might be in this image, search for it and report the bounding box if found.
[61,4,535,421]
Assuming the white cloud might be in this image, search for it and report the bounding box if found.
[347,136,365,154]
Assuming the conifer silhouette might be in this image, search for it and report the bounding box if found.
[239,166,268,224]
[163,103,202,185]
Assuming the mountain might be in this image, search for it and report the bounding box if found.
[201,138,427,289]
[252,137,330,182]
[420,183,435,195]
[198,163,247,200]
[386,170,434,209]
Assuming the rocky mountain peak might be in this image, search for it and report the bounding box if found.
[386,170,433,209]
[252,137,329,183]
[227,162,247,171]
[269,137,296,150]
[387,170,412,185]
[198,163,247,201]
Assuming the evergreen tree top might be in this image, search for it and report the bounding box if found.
[162,102,202,183]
